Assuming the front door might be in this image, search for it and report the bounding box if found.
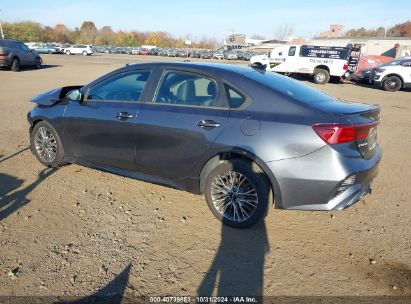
[62,69,152,171]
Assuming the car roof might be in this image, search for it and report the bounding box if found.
[125,61,254,76]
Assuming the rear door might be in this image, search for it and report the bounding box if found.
[134,68,229,181]
[62,69,152,170]
[13,42,31,66]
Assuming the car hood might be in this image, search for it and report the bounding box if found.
[30,85,83,106]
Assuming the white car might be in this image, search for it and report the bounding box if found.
[65,45,93,56]
[372,58,411,91]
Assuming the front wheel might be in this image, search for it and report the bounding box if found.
[382,75,402,92]
[66,50,71,55]
[82,51,88,56]
[313,68,330,84]
[30,121,65,168]
[204,160,271,228]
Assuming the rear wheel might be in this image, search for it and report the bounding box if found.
[204,159,271,228]
[11,58,20,72]
[30,121,65,168]
[382,75,402,92]
[313,68,330,84]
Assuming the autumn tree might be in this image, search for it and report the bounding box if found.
[77,21,97,44]
[53,24,72,43]
[95,26,116,45]
[387,21,411,37]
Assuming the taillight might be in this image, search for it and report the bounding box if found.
[343,64,348,70]
[312,123,379,145]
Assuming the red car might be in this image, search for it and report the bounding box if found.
[139,49,150,55]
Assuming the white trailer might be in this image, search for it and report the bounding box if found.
[250,45,358,84]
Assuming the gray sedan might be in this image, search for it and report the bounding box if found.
[27,62,381,228]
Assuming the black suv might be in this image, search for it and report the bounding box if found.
[0,39,42,71]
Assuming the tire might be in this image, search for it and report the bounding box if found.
[204,159,272,228]
[82,51,88,56]
[34,57,42,69]
[66,50,71,55]
[382,75,402,92]
[30,121,65,168]
[11,58,20,72]
[313,68,330,84]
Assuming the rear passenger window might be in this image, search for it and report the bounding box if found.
[155,71,227,108]
[86,70,151,102]
[225,85,246,109]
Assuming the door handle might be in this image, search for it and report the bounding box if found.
[197,120,220,128]
[116,112,134,120]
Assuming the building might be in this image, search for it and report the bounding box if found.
[319,25,343,38]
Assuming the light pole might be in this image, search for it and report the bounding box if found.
[0,9,4,39]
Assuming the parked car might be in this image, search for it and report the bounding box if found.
[157,49,168,56]
[27,62,381,228]
[29,44,59,54]
[0,39,42,71]
[166,49,177,57]
[189,50,201,58]
[371,58,411,91]
[139,49,150,55]
[65,45,93,56]
[212,51,224,60]
[200,50,212,59]
[225,51,239,60]
[177,49,188,57]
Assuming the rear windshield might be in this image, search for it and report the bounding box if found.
[244,70,333,104]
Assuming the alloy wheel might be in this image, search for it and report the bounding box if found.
[210,171,258,223]
[34,127,57,163]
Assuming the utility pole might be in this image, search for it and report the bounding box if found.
[0,9,4,39]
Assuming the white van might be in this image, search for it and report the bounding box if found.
[250,45,358,84]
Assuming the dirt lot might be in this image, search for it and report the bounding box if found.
[0,54,410,302]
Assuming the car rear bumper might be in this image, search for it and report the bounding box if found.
[266,144,381,210]
[0,58,11,67]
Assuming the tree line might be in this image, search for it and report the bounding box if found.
[344,21,411,38]
[1,21,218,49]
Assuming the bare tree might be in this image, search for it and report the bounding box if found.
[274,24,295,41]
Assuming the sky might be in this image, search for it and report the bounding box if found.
[1,0,410,41]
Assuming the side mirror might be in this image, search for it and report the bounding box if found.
[66,89,82,102]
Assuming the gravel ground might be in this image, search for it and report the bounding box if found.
[0,54,410,302]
